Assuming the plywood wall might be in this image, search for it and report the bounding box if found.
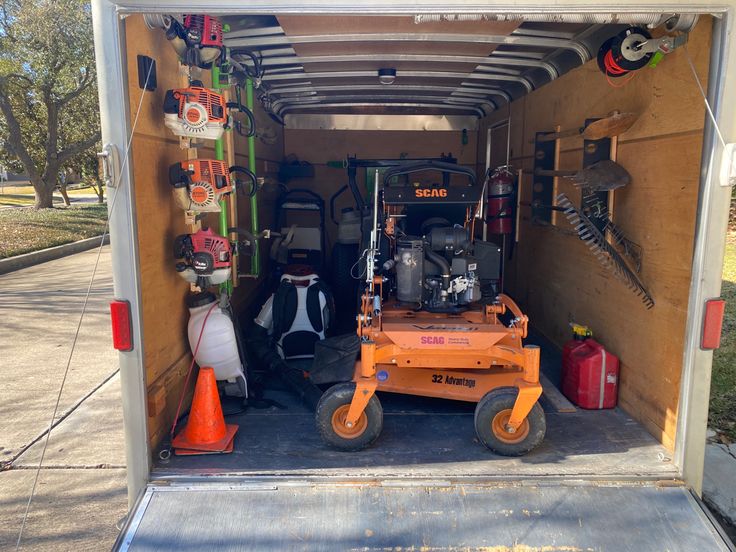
[477,18,713,450]
[123,15,283,450]
[283,128,477,245]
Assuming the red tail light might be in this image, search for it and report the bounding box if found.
[110,299,133,352]
[701,298,726,350]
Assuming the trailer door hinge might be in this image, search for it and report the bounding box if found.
[97,143,120,189]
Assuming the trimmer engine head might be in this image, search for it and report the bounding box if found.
[169,159,232,212]
[163,83,227,140]
[174,228,232,286]
[162,14,223,69]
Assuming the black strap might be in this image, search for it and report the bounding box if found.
[272,280,297,341]
[306,280,325,333]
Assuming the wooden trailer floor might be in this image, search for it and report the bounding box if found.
[153,392,676,479]
[154,332,677,480]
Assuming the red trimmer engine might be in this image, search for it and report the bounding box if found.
[169,15,223,69]
[174,228,232,288]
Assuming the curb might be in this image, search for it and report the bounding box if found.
[0,234,110,275]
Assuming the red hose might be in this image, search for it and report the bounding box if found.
[170,301,219,439]
[602,49,637,88]
[603,50,629,76]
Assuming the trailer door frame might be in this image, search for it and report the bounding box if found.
[92,0,736,506]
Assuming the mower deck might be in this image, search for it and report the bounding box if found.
[367,302,531,402]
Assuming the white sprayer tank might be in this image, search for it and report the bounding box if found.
[187,292,246,396]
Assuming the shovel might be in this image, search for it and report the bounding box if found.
[534,159,631,191]
[537,112,638,142]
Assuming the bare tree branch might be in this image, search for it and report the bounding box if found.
[56,132,101,165]
[57,71,94,107]
[5,74,35,88]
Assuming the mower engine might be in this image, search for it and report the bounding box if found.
[163,82,227,140]
[376,161,501,313]
[389,223,481,312]
[170,159,233,212]
[174,228,232,288]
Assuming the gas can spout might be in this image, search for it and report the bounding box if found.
[570,323,593,340]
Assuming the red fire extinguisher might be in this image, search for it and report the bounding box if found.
[486,166,516,235]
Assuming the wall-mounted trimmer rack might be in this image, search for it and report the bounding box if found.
[144,14,275,433]
[147,13,265,288]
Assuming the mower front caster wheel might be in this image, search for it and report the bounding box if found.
[316,383,383,451]
[474,387,546,457]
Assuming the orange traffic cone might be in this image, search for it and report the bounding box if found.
[172,366,238,455]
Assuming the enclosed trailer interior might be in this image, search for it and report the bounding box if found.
[120,12,714,481]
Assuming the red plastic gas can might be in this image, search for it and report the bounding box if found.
[562,338,619,409]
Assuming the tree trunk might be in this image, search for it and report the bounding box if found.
[33,181,54,209]
[93,181,104,203]
[58,182,71,207]
[35,161,61,209]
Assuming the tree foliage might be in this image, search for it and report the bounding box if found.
[0,0,100,208]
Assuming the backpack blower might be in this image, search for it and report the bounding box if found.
[169,159,258,212]
[163,82,256,141]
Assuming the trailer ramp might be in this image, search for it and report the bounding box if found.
[115,480,733,551]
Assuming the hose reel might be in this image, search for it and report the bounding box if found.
[597,26,690,79]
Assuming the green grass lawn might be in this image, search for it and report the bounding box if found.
[710,232,736,441]
[0,184,101,207]
[0,204,108,258]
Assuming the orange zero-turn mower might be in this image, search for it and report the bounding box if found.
[316,161,546,456]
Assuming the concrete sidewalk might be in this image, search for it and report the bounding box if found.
[0,246,127,551]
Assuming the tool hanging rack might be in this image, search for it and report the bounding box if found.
[524,111,650,307]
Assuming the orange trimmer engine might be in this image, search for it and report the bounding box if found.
[173,228,232,289]
[163,82,227,140]
[315,160,546,458]
[170,159,232,212]
[169,159,259,212]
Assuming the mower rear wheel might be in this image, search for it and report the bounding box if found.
[474,387,546,456]
[316,383,383,451]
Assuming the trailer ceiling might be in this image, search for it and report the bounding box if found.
[222,15,635,118]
